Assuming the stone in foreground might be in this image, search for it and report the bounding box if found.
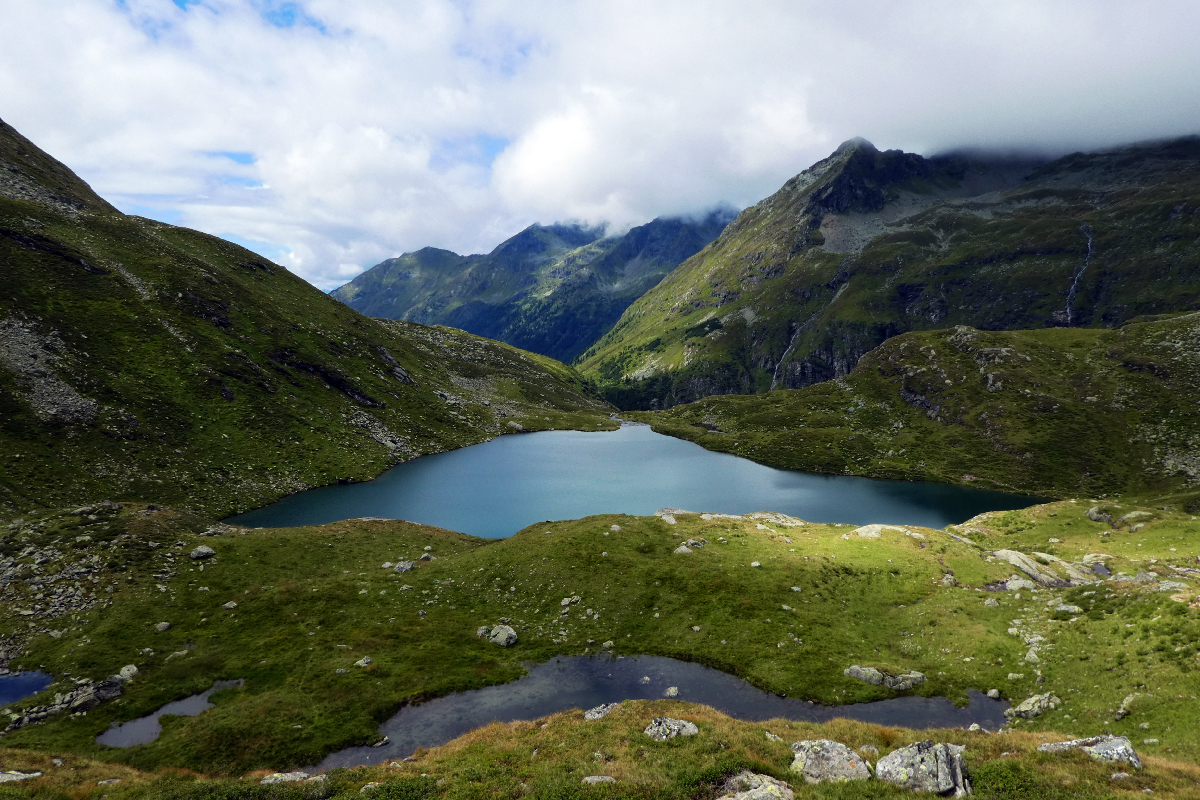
[789,739,871,784]
[1036,735,1143,770]
[717,769,795,799]
[489,624,518,646]
[584,703,619,720]
[582,775,616,785]
[644,716,698,741]
[1004,693,1061,720]
[0,772,42,783]
[876,740,971,797]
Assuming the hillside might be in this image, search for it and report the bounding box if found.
[0,117,613,518]
[579,137,1200,409]
[629,313,1200,503]
[331,210,734,363]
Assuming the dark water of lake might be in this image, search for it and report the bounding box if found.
[229,424,1039,537]
[96,679,244,748]
[0,671,52,706]
[313,654,1009,770]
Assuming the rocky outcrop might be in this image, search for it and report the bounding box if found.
[1004,693,1062,720]
[844,665,925,691]
[875,740,971,797]
[644,716,699,741]
[584,703,619,721]
[3,675,124,732]
[790,740,871,784]
[1037,736,1142,770]
[488,625,518,647]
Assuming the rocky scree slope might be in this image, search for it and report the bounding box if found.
[0,117,611,517]
[331,210,734,363]
[632,313,1200,501]
[580,136,1200,409]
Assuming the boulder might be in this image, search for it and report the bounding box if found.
[189,545,216,560]
[393,561,415,573]
[1086,505,1113,524]
[354,656,372,667]
[1004,693,1061,720]
[0,771,42,783]
[1005,577,1036,591]
[674,545,694,555]
[1037,735,1142,770]
[1115,693,1144,720]
[1055,605,1083,615]
[789,739,871,784]
[221,601,238,610]
[154,622,171,632]
[717,769,795,799]
[844,665,925,691]
[875,740,971,797]
[983,598,999,608]
[644,716,698,741]
[584,703,619,721]
[582,776,615,785]
[261,772,309,785]
[489,624,518,647]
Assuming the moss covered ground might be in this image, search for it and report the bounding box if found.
[0,496,1197,794]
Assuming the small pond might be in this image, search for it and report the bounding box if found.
[0,671,53,706]
[96,679,243,747]
[313,654,1008,771]
[229,424,1039,536]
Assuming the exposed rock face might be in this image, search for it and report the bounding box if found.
[844,665,925,691]
[992,550,1062,585]
[875,740,971,797]
[789,739,871,784]
[1004,693,1062,720]
[4,676,124,732]
[0,316,98,425]
[644,716,699,741]
[488,624,518,647]
[717,769,795,799]
[1037,736,1143,770]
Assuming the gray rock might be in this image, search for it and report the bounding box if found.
[1037,735,1142,770]
[489,624,518,647]
[1005,578,1036,591]
[418,553,433,562]
[584,703,619,720]
[1086,505,1112,524]
[1004,693,1061,720]
[1115,693,1144,720]
[674,545,693,555]
[876,740,971,797]
[717,769,795,799]
[845,665,884,686]
[118,664,138,681]
[221,601,237,610]
[190,545,216,560]
[582,776,615,785]
[476,626,491,638]
[394,561,415,573]
[644,716,698,741]
[354,656,372,667]
[844,665,925,691]
[789,739,871,784]
[261,772,309,785]
[987,689,1000,699]
[1055,605,1083,614]
[155,622,171,632]
[983,598,999,608]
[0,771,42,783]
[664,686,679,697]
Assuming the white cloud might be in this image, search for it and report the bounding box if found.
[2,0,1199,289]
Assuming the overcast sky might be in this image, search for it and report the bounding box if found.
[3,0,1200,289]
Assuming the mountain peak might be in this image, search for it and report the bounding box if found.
[0,117,119,215]
[834,136,878,155]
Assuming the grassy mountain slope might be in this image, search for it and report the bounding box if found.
[331,211,734,363]
[629,313,1200,502]
[580,137,1200,410]
[0,117,613,518]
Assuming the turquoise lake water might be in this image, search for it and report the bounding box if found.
[228,423,1039,536]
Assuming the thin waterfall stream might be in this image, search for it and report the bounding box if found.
[1066,223,1094,325]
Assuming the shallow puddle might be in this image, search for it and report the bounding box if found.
[96,679,243,747]
[0,672,52,706]
[313,654,1008,770]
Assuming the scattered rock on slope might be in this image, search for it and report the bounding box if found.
[789,740,871,784]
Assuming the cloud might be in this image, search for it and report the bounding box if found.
[2,0,1199,289]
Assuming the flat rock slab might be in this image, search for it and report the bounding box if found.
[644,716,698,741]
[261,772,308,785]
[876,740,971,798]
[1037,735,1143,770]
[584,703,619,721]
[790,739,870,784]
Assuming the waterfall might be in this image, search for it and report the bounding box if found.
[1066,224,1094,326]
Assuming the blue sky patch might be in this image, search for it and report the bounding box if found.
[430,133,511,172]
[210,150,256,165]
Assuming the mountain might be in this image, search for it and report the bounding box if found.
[331,210,735,363]
[578,137,1200,409]
[0,117,612,517]
[631,312,1200,504]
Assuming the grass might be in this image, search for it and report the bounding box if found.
[1,496,1198,781]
